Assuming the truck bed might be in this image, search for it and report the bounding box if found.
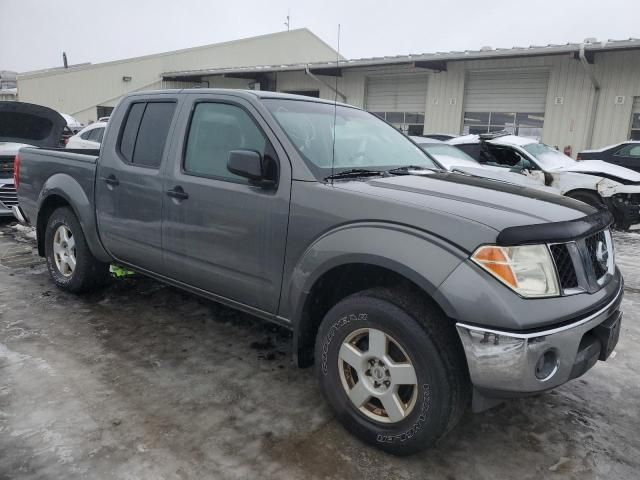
[17,147,99,227]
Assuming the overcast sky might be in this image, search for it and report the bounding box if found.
[2,0,639,73]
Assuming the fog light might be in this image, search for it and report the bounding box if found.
[535,349,559,381]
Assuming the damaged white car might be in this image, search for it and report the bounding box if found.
[449,132,640,229]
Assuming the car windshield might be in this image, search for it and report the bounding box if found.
[420,144,480,169]
[522,142,576,169]
[263,99,438,177]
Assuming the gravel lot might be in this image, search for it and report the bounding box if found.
[1,219,639,480]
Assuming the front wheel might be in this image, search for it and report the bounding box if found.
[315,288,469,455]
[44,207,110,293]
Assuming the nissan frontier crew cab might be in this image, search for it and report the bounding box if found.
[13,90,624,456]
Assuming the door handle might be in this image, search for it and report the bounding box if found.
[166,186,189,200]
[105,175,119,187]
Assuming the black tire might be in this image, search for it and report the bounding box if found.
[315,288,470,455]
[44,207,110,293]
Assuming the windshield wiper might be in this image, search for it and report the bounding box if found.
[324,168,383,180]
[386,165,441,175]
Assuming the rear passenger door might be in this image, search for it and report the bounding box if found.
[161,94,291,314]
[96,94,179,274]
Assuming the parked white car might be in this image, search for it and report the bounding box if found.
[60,113,83,134]
[66,121,107,149]
[410,136,561,192]
[449,132,640,229]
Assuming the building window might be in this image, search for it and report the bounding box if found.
[96,105,114,120]
[462,112,544,139]
[281,90,320,98]
[371,112,425,135]
[630,97,640,140]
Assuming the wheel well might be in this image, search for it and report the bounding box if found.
[295,263,441,367]
[36,195,71,256]
[565,189,603,204]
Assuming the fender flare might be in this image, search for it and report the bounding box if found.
[37,173,111,262]
[282,222,468,360]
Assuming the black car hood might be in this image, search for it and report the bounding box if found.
[0,101,66,148]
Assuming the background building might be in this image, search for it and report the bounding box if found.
[17,32,640,155]
[0,71,17,101]
[16,29,340,124]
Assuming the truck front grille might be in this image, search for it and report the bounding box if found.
[0,183,18,208]
[548,228,613,295]
[550,244,578,290]
[0,156,15,177]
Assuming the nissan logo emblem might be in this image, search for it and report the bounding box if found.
[596,240,609,270]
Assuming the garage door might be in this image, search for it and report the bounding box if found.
[366,74,428,135]
[462,69,550,139]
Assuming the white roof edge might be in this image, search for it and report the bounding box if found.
[18,28,326,80]
[163,37,640,79]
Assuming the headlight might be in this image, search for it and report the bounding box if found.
[471,244,559,298]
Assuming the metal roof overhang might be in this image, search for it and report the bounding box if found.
[162,38,640,81]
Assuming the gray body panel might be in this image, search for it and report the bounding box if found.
[15,89,621,339]
[95,92,181,274]
[160,93,292,313]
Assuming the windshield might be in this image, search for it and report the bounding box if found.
[263,99,438,177]
[522,142,576,169]
[420,144,480,170]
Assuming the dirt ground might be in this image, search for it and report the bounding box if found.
[1,219,639,480]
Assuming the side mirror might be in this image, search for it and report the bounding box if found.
[227,149,276,187]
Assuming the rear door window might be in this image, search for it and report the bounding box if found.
[119,102,176,167]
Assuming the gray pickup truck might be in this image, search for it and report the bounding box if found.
[14,90,623,455]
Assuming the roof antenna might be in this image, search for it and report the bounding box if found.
[284,10,290,31]
[330,24,341,185]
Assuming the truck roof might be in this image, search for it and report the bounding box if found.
[127,88,354,108]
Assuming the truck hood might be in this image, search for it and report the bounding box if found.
[336,172,594,234]
[451,165,559,193]
[551,159,640,183]
[0,101,66,148]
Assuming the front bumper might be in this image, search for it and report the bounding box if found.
[456,282,623,401]
[0,181,17,217]
[605,194,640,227]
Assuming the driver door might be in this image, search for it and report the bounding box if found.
[161,94,292,314]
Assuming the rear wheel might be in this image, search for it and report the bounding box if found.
[44,207,110,293]
[315,288,470,455]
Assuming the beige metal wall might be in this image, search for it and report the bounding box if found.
[17,29,339,124]
[428,51,640,154]
[270,50,640,155]
[590,50,640,148]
